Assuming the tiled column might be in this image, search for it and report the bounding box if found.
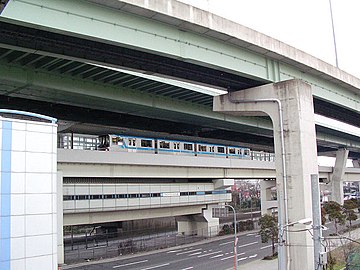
[0,116,57,270]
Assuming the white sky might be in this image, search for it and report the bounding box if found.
[179,0,359,167]
[179,0,360,79]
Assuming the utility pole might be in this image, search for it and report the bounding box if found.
[225,204,238,270]
[329,0,339,67]
[311,174,324,269]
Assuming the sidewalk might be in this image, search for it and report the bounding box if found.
[236,259,277,270]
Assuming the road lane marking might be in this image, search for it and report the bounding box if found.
[246,233,256,236]
[260,244,277,249]
[220,252,245,261]
[140,263,170,270]
[238,257,248,261]
[168,247,193,253]
[113,260,148,268]
[176,248,202,255]
[197,250,222,258]
[180,267,193,270]
[210,254,224,259]
[220,241,234,246]
[188,252,203,256]
[238,241,258,248]
[249,254,258,259]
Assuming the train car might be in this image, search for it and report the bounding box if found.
[156,139,195,156]
[227,146,251,159]
[97,134,271,161]
[98,134,156,154]
[195,142,228,157]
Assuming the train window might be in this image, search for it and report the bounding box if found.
[237,149,241,154]
[180,192,189,196]
[217,146,225,153]
[112,137,117,144]
[184,143,193,151]
[63,195,74,201]
[90,195,102,200]
[244,149,250,156]
[129,194,138,198]
[151,193,161,197]
[198,145,207,152]
[159,141,170,149]
[141,139,152,147]
[229,148,235,154]
[128,139,136,146]
[117,138,124,146]
[173,142,180,149]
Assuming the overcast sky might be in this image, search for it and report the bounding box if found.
[179,0,360,79]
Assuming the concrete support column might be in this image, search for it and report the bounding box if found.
[177,205,219,237]
[214,79,317,270]
[260,180,277,216]
[57,171,64,265]
[352,159,360,168]
[330,148,349,205]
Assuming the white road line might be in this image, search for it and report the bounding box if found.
[246,233,256,236]
[238,257,248,261]
[260,244,272,250]
[249,254,258,259]
[221,255,235,261]
[220,241,234,246]
[188,252,203,256]
[168,247,193,253]
[210,254,224,259]
[238,241,258,248]
[255,235,261,238]
[140,263,170,270]
[220,252,245,261]
[180,267,193,270]
[113,260,148,268]
[176,248,202,255]
[197,250,223,258]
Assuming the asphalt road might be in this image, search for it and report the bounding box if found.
[64,232,275,270]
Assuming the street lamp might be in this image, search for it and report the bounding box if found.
[224,204,238,270]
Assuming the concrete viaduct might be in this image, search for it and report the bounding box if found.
[0,0,360,269]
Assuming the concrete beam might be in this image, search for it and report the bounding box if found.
[63,205,204,226]
[214,79,317,270]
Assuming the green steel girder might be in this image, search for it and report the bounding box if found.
[1,61,359,152]
[0,62,273,135]
[0,0,359,114]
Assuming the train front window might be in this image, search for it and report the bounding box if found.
[98,135,110,148]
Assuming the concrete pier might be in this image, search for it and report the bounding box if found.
[214,79,318,270]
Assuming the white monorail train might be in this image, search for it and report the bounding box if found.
[98,134,275,161]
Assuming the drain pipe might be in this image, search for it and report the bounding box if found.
[227,93,289,270]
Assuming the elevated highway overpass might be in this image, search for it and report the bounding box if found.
[0,0,359,268]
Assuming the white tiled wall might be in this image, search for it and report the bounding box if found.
[0,117,57,270]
